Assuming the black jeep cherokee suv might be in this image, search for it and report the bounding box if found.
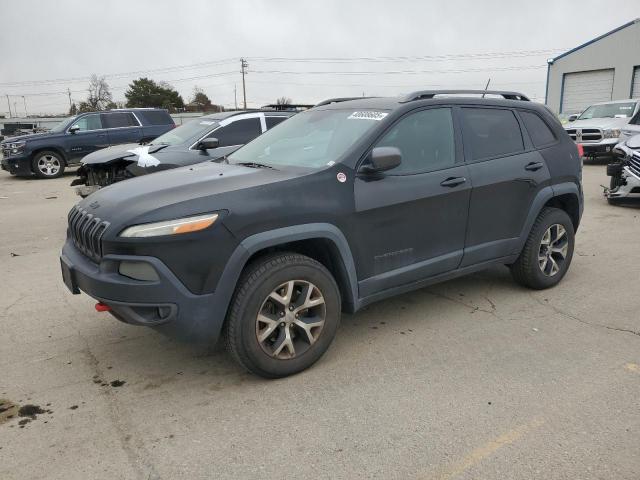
[60,90,583,378]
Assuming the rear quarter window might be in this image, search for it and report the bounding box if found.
[266,116,288,129]
[520,110,556,147]
[460,107,524,161]
[138,110,174,126]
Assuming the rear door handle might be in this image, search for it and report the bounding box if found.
[525,162,544,171]
[440,176,467,187]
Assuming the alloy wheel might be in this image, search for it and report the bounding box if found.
[538,224,569,276]
[37,154,61,176]
[256,280,326,359]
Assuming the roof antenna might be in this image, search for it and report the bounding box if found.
[482,78,491,98]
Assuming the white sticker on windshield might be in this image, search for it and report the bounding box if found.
[199,120,215,125]
[348,111,388,121]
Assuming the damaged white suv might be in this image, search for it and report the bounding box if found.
[564,100,640,160]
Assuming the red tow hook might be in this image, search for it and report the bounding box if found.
[95,302,111,312]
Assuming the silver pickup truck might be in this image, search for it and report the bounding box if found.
[564,99,640,160]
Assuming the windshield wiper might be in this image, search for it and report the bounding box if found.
[235,161,276,170]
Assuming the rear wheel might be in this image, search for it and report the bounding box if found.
[224,253,341,378]
[32,151,65,179]
[510,207,575,289]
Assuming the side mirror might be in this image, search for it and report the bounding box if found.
[360,147,402,174]
[198,137,219,150]
[568,115,578,122]
[69,125,80,134]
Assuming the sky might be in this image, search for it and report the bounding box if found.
[0,0,638,116]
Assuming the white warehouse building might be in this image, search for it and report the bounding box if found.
[546,18,640,114]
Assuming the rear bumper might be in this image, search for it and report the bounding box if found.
[1,154,32,175]
[60,240,226,344]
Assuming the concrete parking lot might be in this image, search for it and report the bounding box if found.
[0,164,638,479]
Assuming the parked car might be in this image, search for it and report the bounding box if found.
[60,90,583,378]
[0,109,175,179]
[71,110,294,196]
[564,99,640,160]
[604,134,640,204]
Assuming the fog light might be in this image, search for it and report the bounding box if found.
[118,261,159,281]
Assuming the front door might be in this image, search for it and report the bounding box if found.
[65,113,109,162]
[351,107,471,297]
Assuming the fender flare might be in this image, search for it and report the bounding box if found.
[516,182,581,252]
[209,223,359,322]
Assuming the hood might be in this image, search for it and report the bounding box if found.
[564,117,630,130]
[81,143,169,165]
[77,160,300,233]
[625,134,640,149]
[0,131,56,144]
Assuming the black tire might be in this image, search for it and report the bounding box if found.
[32,150,65,179]
[510,207,575,290]
[224,252,341,378]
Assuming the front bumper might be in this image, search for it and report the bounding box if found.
[578,138,619,158]
[606,166,640,199]
[0,152,32,175]
[60,240,225,344]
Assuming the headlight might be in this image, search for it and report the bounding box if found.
[119,213,219,238]
[5,141,26,154]
[603,129,621,139]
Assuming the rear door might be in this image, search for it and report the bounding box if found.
[459,106,551,267]
[101,112,142,146]
[65,113,109,162]
[352,107,471,297]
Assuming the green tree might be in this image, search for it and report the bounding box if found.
[125,78,185,112]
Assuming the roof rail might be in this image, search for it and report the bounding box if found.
[400,90,530,103]
[315,97,377,107]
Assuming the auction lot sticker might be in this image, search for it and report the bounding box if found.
[348,111,388,121]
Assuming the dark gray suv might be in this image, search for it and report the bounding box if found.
[60,90,583,378]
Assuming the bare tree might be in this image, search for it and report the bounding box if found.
[85,74,114,110]
[276,96,292,106]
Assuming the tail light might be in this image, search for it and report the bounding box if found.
[576,144,584,158]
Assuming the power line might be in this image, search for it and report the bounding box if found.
[250,65,547,76]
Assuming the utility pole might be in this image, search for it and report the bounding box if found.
[240,58,248,109]
[234,84,238,110]
[67,88,73,112]
[6,94,12,118]
[22,96,27,117]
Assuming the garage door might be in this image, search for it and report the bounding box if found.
[561,69,614,113]
[632,66,640,99]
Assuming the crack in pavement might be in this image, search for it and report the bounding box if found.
[426,290,503,320]
[530,296,640,338]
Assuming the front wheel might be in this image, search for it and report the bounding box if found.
[224,253,341,378]
[32,151,65,179]
[510,207,575,289]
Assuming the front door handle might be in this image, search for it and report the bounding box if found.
[525,162,544,171]
[440,176,467,187]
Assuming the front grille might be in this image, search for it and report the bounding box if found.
[565,128,603,143]
[67,205,109,262]
[628,152,640,178]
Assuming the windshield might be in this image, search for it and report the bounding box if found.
[151,118,219,146]
[578,102,637,120]
[49,116,76,133]
[228,108,386,169]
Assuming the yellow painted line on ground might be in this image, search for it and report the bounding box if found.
[624,363,639,373]
[429,417,545,480]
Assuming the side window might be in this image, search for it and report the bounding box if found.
[73,114,103,132]
[208,118,262,147]
[519,111,556,147]
[375,108,455,174]
[461,108,524,160]
[140,110,173,126]
[101,112,139,129]
[266,116,287,129]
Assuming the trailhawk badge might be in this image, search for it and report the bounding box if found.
[336,172,347,183]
